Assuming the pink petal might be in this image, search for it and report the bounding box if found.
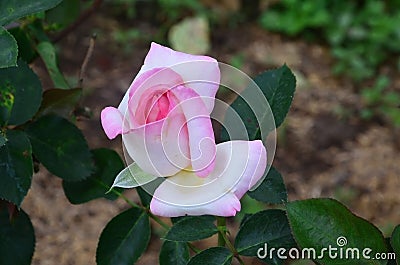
[148,140,266,217]
[101,107,124,139]
[122,113,191,177]
[157,93,170,118]
[150,191,240,217]
[230,140,267,198]
[127,68,184,122]
[172,85,216,177]
[134,85,163,125]
[118,67,184,122]
[204,140,266,200]
[118,43,220,124]
[142,42,220,112]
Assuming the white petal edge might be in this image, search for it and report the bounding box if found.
[149,140,267,217]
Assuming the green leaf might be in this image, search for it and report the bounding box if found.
[248,167,287,204]
[187,247,232,265]
[0,132,6,147]
[159,240,189,265]
[0,207,35,265]
[220,86,266,142]
[391,225,400,264]
[37,88,82,117]
[110,162,157,189]
[239,194,266,215]
[0,130,33,206]
[0,0,63,26]
[36,42,70,89]
[171,216,188,224]
[286,198,387,265]
[45,0,80,29]
[221,64,295,141]
[385,237,397,265]
[26,115,94,181]
[164,216,218,242]
[96,207,150,265]
[386,256,397,265]
[235,209,296,265]
[27,19,49,43]
[8,27,37,63]
[0,60,42,126]
[253,64,296,128]
[62,148,124,204]
[0,27,18,68]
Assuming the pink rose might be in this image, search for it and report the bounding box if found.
[101,43,267,217]
[101,42,219,177]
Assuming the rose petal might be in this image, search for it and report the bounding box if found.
[119,68,184,123]
[142,42,220,112]
[230,140,267,198]
[117,68,169,117]
[149,140,267,217]
[101,107,124,139]
[118,43,220,123]
[150,191,240,217]
[122,112,191,177]
[172,85,216,177]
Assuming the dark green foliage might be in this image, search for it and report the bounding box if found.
[0,130,32,206]
[287,198,387,265]
[96,208,151,265]
[165,216,218,242]
[62,148,124,204]
[0,207,35,265]
[26,115,94,181]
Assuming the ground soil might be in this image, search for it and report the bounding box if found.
[21,7,400,265]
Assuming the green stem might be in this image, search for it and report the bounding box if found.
[220,230,235,254]
[109,188,141,209]
[187,242,201,254]
[217,216,226,246]
[147,211,170,230]
[108,186,169,229]
[236,256,245,265]
[216,217,245,265]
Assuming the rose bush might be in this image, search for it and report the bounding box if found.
[101,43,267,217]
[3,2,397,264]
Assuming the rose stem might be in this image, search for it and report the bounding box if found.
[216,216,245,264]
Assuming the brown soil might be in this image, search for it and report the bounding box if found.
[21,7,400,265]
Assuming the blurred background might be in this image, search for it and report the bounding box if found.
[21,0,400,264]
